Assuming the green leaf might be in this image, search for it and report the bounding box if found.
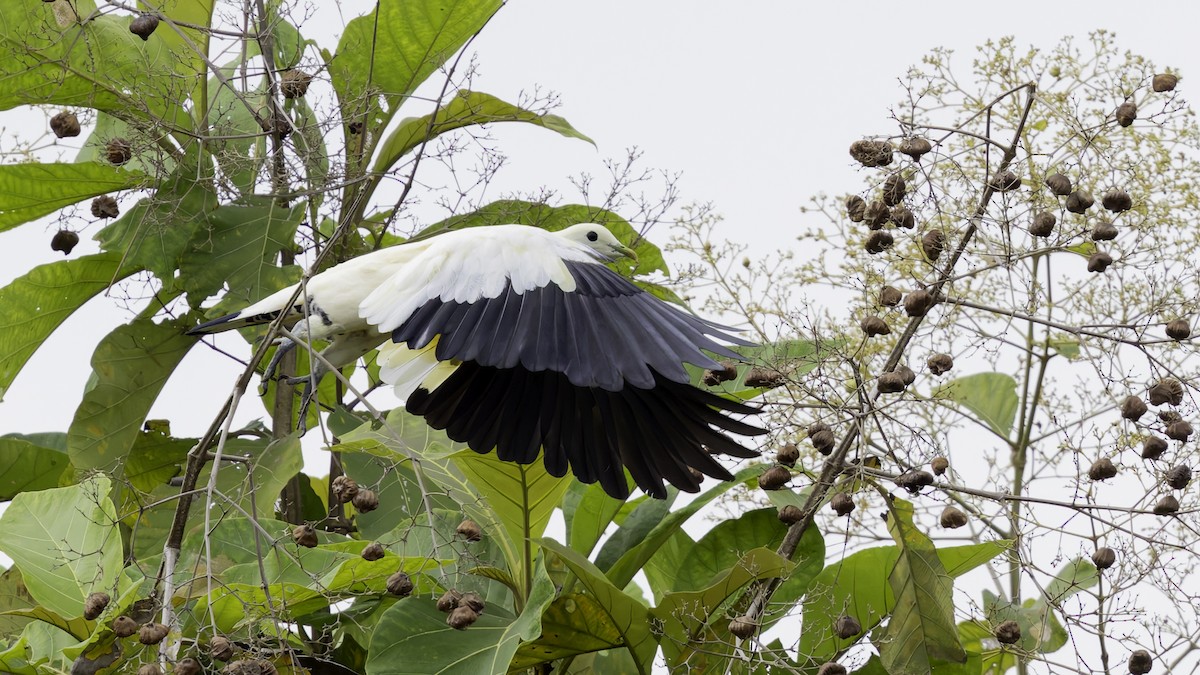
[563,480,631,557]
[1043,557,1099,604]
[179,197,304,303]
[671,508,789,592]
[509,592,629,671]
[0,435,70,499]
[0,475,121,618]
[594,492,676,574]
[205,62,268,195]
[373,90,593,175]
[0,252,127,401]
[0,163,147,231]
[1048,336,1081,360]
[934,372,1019,439]
[94,177,217,281]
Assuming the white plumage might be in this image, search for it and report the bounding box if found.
[189,223,763,499]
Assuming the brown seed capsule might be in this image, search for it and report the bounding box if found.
[1120,396,1148,421]
[1088,458,1118,481]
[882,173,906,206]
[818,664,848,675]
[292,524,318,548]
[1087,252,1113,273]
[1142,436,1168,460]
[921,230,945,261]
[259,108,291,139]
[895,364,916,385]
[876,371,907,394]
[437,590,462,612]
[50,229,79,255]
[899,137,932,161]
[351,488,379,512]
[702,361,738,386]
[778,504,803,524]
[106,138,132,165]
[1165,419,1193,442]
[927,353,954,375]
[83,592,110,620]
[895,470,934,494]
[1065,190,1094,214]
[777,443,800,467]
[728,615,757,639]
[1046,173,1073,196]
[331,475,359,503]
[459,591,485,614]
[1148,378,1184,406]
[889,206,915,229]
[860,316,891,337]
[447,606,479,630]
[904,289,934,317]
[939,506,968,529]
[1165,465,1192,490]
[361,542,386,561]
[1091,221,1118,241]
[1092,546,1117,570]
[386,571,413,597]
[129,14,159,40]
[137,664,162,675]
[1166,319,1190,341]
[50,111,81,138]
[865,230,894,254]
[1152,73,1179,92]
[280,69,312,99]
[139,622,169,645]
[834,614,861,639]
[1030,211,1056,237]
[348,121,364,135]
[849,139,894,167]
[174,658,201,675]
[758,465,792,490]
[992,171,1021,192]
[1159,410,1181,424]
[1101,189,1132,213]
[1154,495,1180,515]
[864,200,889,229]
[1115,100,1137,127]
[931,456,949,475]
[879,285,903,307]
[846,195,867,222]
[810,428,835,455]
[113,615,138,638]
[1128,649,1153,674]
[456,519,483,542]
[830,492,855,516]
[994,620,1021,645]
[91,195,119,219]
[744,368,784,388]
[210,635,234,661]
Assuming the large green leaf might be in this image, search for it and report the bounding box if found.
[94,176,217,281]
[671,508,790,592]
[0,475,122,618]
[509,592,628,671]
[933,372,1019,440]
[179,197,304,303]
[0,435,70,499]
[0,252,128,401]
[0,163,147,231]
[373,90,592,175]
[563,480,630,557]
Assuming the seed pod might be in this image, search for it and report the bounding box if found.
[818,664,848,675]
[927,353,954,375]
[992,171,1021,192]
[1088,458,1118,481]
[899,137,932,161]
[1102,189,1132,213]
[437,590,462,612]
[744,368,784,388]
[106,138,132,165]
[129,14,159,40]
[777,443,800,467]
[1159,410,1181,424]
[447,606,479,630]
[810,428,835,455]
[113,615,138,638]
[1091,221,1118,241]
[830,492,855,516]
[1087,252,1113,273]
[331,475,359,503]
[931,456,949,475]
[846,195,867,222]
[889,205,915,229]
[456,519,483,542]
[904,289,933,317]
[83,592,110,620]
[1148,378,1184,406]
[778,504,803,524]
[280,69,313,99]
[1115,100,1137,127]
[728,615,757,639]
[1091,546,1116,570]
[1065,190,1094,214]
[386,571,413,597]
[1165,419,1192,442]
[1142,436,1168,460]
[702,361,738,386]
[1120,396,1148,421]
[882,173,906,206]
[994,620,1021,645]
[137,664,162,675]
[1165,319,1190,341]
[91,195,119,219]
[139,622,169,645]
[351,488,379,512]
[834,615,861,639]
[1029,211,1055,237]
[921,230,945,261]
[879,285,902,307]
[50,111,81,138]
[939,506,968,529]
[865,230,893,254]
[1154,495,1180,515]
[864,200,889,229]
[459,591,485,614]
[292,524,318,548]
[849,139,894,167]
[895,364,916,385]
[1045,173,1072,196]
[758,465,792,490]
[895,470,934,494]
[860,316,890,337]
[348,121,364,135]
[1128,649,1153,674]
[210,635,234,661]
[876,371,907,394]
[175,658,201,675]
[361,542,386,561]
[1165,465,1192,490]
[259,108,291,139]
[1152,73,1179,92]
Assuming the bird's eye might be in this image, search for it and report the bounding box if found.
[587,230,598,242]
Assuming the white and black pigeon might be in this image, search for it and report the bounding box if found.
[188,223,764,499]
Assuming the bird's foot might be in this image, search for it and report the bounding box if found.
[258,338,298,396]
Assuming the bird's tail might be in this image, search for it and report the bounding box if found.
[186,308,289,336]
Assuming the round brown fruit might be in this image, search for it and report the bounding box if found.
[1088,458,1118,481]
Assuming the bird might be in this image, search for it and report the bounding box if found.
[188,223,765,499]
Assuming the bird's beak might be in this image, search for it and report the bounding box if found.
[616,244,639,265]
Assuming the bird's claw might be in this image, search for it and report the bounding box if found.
[258,338,298,396]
